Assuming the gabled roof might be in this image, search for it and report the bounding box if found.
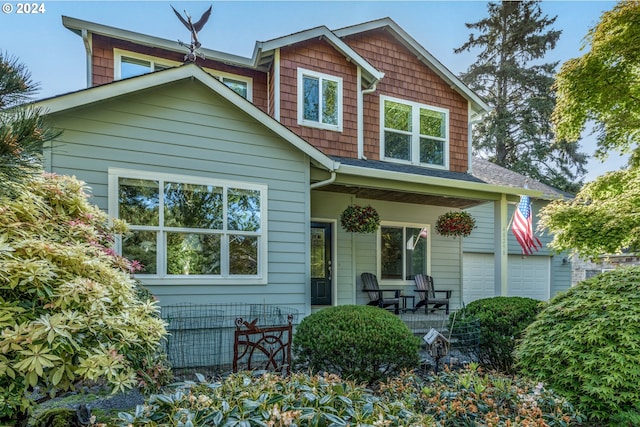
[471,157,569,200]
[334,18,491,117]
[33,64,339,172]
[252,26,385,88]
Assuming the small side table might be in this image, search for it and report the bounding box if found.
[400,295,415,313]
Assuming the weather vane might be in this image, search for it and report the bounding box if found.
[171,4,213,63]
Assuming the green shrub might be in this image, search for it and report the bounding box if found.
[117,371,434,426]
[379,364,583,426]
[454,296,542,373]
[516,267,640,425]
[0,173,168,423]
[292,305,421,384]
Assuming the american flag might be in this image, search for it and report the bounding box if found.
[512,195,542,255]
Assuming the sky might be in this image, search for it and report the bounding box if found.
[0,0,627,182]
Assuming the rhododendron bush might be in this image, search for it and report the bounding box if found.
[0,172,167,422]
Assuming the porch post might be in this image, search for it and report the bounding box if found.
[494,195,508,296]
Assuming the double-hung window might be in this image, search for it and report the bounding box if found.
[115,50,176,80]
[379,224,430,280]
[297,68,342,131]
[381,96,449,168]
[109,169,267,283]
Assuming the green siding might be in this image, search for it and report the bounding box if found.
[45,79,310,313]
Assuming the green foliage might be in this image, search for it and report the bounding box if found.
[456,1,586,192]
[0,173,168,421]
[340,204,380,233]
[292,305,420,384]
[117,371,434,426]
[540,166,640,258]
[516,267,640,425]
[455,296,542,373]
[379,366,583,426]
[553,2,640,165]
[435,211,477,237]
[0,53,60,197]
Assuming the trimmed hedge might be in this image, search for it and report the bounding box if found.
[453,296,542,373]
[292,305,421,384]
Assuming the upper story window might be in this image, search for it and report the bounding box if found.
[114,49,176,80]
[114,50,252,100]
[297,68,342,131]
[109,169,267,284]
[379,224,430,281]
[380,96,449,169]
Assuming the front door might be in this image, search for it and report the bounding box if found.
[311,222,332,305]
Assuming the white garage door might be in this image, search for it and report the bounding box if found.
[463,253,550,304]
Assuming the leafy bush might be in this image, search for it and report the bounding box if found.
[454,296,542,373]
[0,173,168,422]
[378,365,584,426]
[516,267,640,425]
[118,371,434,426]
[292,305,421,384]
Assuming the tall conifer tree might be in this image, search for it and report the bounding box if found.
[456,0,586,193]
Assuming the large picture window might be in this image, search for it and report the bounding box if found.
[381,96,449,168]
[297,68,342,131]
[110,169,267,282]
[380,224,430,280]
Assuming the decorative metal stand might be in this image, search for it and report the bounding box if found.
[233,314,293,375]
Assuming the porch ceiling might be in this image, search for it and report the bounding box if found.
[316,184,487,209]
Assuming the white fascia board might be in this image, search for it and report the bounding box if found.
[62,16,255,68]
[336,163,542,199]
[34,64,339,172]
[334,18,491,115]
[256,26,384,83]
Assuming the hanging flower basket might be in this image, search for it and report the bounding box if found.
[340,204,380,233]
[435,211,477,238]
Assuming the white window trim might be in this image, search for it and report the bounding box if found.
[114,49,180,80]
[204,69,253,102]
[297,67,343,132]
[377,221,431,284]
[379,95,450,170]
[108,168,268,285]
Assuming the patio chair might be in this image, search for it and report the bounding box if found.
[361,272,400,314]
[413,274,451,314]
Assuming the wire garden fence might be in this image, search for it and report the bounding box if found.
[160,303,301,378]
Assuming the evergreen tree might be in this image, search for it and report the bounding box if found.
[0,52,58,196]
[455,0,586,193]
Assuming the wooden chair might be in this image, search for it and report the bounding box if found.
[361,272,400,314]
[413,274,451,314]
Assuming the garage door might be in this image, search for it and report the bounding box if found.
[463,253,550,304]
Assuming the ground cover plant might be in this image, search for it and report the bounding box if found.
[292,304,421,385]
[516,266,640,426]
[0,173,168,424]
[454,296,543,373]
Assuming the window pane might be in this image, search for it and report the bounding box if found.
[311,228,325,278]
[384,100,411,131]
[227,188,261,231]
[384,131,411,160]
[420,109,445,138]
[122,230,157,274]
[223,78,248,98]
[153,63,171,71]
[406,227,427,279]
[322,79,338,125]
[229,235,258,275]
[164,182,223,229]
[121,57,153,79]
[303,76,319,122]
[167,233,221,275]
[119,178,159,226]
[420,138,445,166]
[381,227,403,279]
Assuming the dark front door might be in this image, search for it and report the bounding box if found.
[311,222,332,305]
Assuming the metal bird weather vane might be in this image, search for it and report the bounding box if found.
[171,4,213,63]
